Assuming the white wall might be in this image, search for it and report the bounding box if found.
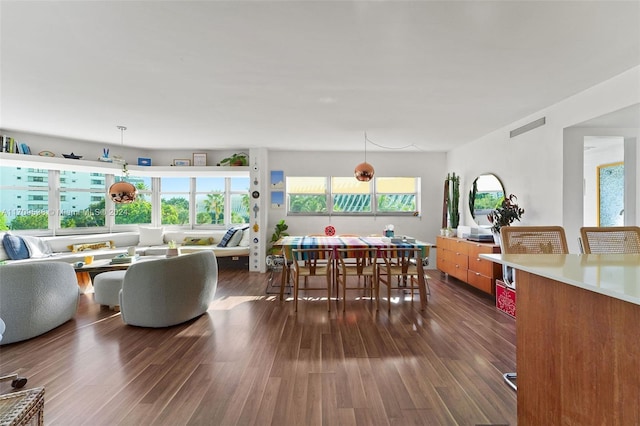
[447,66,640,252]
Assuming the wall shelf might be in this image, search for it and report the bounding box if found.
[0,152,249,177]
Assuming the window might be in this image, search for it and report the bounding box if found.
[332,177,371,213]
[0,164,248,233]
[60,171,107,229]
[161,177,190,225]
[196,177,225,225]
[286,176,419,216]
[287,177,328,214]
[113,176,152,226]
[376,177,418,213]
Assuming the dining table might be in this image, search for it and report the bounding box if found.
[275,235,432,310]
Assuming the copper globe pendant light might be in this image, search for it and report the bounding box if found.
[354,132,375,182]
[108,126,138,204]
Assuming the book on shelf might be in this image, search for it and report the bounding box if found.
[110,254,140,264]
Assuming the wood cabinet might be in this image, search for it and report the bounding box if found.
[436,236,501,295]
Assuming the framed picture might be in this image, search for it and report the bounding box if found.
[193,153,207,166]
[173,159,191,166]
[137,157,151,166]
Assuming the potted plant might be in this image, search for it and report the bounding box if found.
[487,194,525,245]
[219,152,248,166]
[268,219,289,255]
[446,172,460,231]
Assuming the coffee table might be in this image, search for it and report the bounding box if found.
[73,256,165,292]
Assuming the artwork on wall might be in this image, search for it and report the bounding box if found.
[597,161,624,226]
[271,191,284,209]
[192,153,207,166]
[173,159,191,166]
[270,170,284,189]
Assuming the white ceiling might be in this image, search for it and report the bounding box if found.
[1,1,639,152]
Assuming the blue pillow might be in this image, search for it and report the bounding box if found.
[2,233,30,260]
[217,228,241,248]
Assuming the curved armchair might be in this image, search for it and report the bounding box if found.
[0,262,79,345]
[119,251,218,327]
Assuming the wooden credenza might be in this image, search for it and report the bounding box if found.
[436,236,501,295]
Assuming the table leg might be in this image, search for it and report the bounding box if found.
[75,271,92,294]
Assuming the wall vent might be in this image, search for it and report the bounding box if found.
[510,117,546,138]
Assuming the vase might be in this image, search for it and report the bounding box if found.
[166,248,179,258]
[492,230,501,246]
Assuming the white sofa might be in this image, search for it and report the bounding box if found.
[0,227,250,269]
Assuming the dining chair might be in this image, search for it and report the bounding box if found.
[335,247,378,311]
[499,225,569,391]
[287,248,334,312]
[377,247,426,313]
[579,226,640,254]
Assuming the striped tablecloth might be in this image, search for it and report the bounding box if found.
[277,236,430,259]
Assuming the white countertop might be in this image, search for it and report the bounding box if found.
[480,253,640,306]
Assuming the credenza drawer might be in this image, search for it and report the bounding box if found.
[467,271,493,294]
[468,256,494,276]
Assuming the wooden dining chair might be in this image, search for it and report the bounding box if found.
[377,247,426,313]
[335,247,378,311]
[287,248,334,312]
[499,225,569,392]
[580,226,640,254]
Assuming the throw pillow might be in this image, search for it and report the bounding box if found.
[21,235,53,258]
[0,233,9,260]
[226,229,244,247]
[238,228,251,247]
[68,241,115,252]
[217,228,241,248]
[183,237,214,246]
[2,233,30,260]
[139,226,165,246]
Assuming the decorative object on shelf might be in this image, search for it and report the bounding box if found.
[38,150,55,157]
[99,148,113,162]
[354,132,374,182]
[384,224,394,238]
[173,159,191,166]
[487,193,525,245]
[192,152,207,166]
[268,219,289,255]
[62,152,82,159]
[137,157,151,166]
[220,152,248,166]
[107,126,137,204]
[446,172,460,230]
[324,225,336,236]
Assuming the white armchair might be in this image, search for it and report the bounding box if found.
[119,251,218,327]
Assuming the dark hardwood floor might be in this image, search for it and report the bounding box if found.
[0,268,516,425]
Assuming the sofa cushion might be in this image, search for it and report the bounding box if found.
[22,235,53,258]
[139,226,164,246]
[239,228,251,247]
[3,233,30,260]
[183,237,215,246]
[217,228,242,248]
[68,241,115,252]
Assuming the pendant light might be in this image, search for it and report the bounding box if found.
[354,132,375,182]
[107,126,137,204]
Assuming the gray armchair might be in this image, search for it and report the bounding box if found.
[0,262,79,345]
[119,251,218,327]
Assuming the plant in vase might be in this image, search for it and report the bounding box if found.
[166,240,179,257]
[446,172,460,231]
[487,194,525,244]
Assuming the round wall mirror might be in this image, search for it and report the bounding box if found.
[468,173,505,226]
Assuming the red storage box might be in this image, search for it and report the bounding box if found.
[496,279,516,318]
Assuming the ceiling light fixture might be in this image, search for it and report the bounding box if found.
[107,126,137,204]
[354,132,375,182]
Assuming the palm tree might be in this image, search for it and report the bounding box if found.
[202,193,224,224]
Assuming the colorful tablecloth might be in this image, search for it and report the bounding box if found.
[277,236,430,259]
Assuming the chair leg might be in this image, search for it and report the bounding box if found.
[294,275,299,312]
[503,372,517,391]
